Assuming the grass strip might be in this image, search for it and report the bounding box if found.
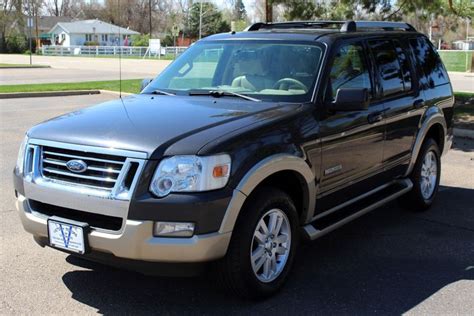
[0,79,142,94]
[0,63,50,68]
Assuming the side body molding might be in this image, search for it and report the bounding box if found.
[405,107,448,177]
[219,154,316,234]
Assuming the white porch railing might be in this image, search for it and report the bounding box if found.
[41,45,189,58]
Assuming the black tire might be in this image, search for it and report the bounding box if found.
[216,187,299,299]
[400,138,441,211]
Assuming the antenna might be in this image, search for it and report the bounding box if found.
[118,0,122,99]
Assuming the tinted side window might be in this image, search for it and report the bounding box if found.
[369,40,404,96]
[409,37,449,87]
[393,40,412,91]
[328,42,372,101]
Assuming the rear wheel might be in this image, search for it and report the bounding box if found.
[216,187,298,299]
[400,138,441,211]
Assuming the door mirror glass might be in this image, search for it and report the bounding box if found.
[331,88,369,111]
[140,78,153,92]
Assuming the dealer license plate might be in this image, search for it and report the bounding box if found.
[47,218,87,254]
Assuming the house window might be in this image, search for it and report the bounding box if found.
[101,34,108,42]
[85,34,93,41]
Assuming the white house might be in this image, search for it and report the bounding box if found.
[48,19,140,46]
[452,40,474,51]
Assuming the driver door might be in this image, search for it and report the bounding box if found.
[317,40,386,211]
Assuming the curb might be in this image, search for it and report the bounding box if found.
[99,90,133,96]
[0,65,51,69]
[454,128,474,140]
[0,90,101,99]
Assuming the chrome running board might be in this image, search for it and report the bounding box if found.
[303,178,413,240]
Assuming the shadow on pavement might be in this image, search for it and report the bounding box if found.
[452,137,474,152]
[62,186,474,314]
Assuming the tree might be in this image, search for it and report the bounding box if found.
[45,0,72,17]
[233,0,246,21]
[446,0,474,18]
[187,2,230,38]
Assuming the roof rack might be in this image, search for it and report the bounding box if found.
[246,20,416,32]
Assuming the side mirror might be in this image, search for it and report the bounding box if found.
[330,88,369,111]
[140,78,153,92]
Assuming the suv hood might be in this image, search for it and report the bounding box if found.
[28,94,290,157]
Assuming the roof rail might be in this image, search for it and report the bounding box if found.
[245,21,346,31]
[246,20,416,32]
[343,21,416,32]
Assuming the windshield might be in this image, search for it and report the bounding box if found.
[143,40,324,102]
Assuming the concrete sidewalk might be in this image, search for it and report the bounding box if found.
[448,72,474,93]
[0,54,171,85]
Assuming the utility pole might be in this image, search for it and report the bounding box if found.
[26,0,32,65]
[467,17,470,42]
[429,13,433,42]
[35,7,39,50]
[466,17,470,71]
[149,0,152,37]
[265,0,272,23]
[199,0,203,39]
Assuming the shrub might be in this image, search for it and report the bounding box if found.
[5,35,27,53]
[131,34,150,47]
[84,41,100,46]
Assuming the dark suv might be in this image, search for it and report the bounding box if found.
[14,21,453,298]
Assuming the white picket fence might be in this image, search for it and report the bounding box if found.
[41,45,188,58]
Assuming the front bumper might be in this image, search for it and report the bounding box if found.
[16,193,232,263]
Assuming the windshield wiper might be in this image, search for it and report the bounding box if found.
[188,90,261,102]
[151,89,175,96]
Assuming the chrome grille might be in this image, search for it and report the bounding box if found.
[41,146,127,190]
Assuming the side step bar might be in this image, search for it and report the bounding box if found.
[303,179,413,240]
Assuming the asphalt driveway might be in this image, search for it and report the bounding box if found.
[0,94,473,314]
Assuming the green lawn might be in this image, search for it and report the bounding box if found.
[0,79,142,94]
[0,63,50,68]
[439,51,473,72]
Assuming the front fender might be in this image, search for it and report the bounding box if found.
[218,154,316,234]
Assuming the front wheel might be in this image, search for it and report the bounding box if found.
[216,187,298,299]
[400,138,441,211]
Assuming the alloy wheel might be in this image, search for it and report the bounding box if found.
[420,150,438,200]
[250,208,291,283]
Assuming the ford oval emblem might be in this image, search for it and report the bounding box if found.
[66,159,88,173]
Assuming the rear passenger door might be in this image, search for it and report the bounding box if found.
[368,39,421,170]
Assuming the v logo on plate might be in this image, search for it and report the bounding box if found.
[58,224,73,248]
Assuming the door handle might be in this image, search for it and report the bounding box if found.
[413,99,426,109]
[368,112,383,124]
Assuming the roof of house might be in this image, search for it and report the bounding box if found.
[50,19,139,35]
[36,16,73,31]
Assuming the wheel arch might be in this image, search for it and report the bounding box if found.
[405,108,447,177]
[219,154,316,234]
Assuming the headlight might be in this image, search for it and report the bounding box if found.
[150,154,231,197]
[16,135,28,174]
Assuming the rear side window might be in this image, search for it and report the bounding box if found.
[409,37,449,88]
[393,40,412,92]
[369,40,404,96]
[327,42,372,101]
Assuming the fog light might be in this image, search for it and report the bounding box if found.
[153,222,195,237]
